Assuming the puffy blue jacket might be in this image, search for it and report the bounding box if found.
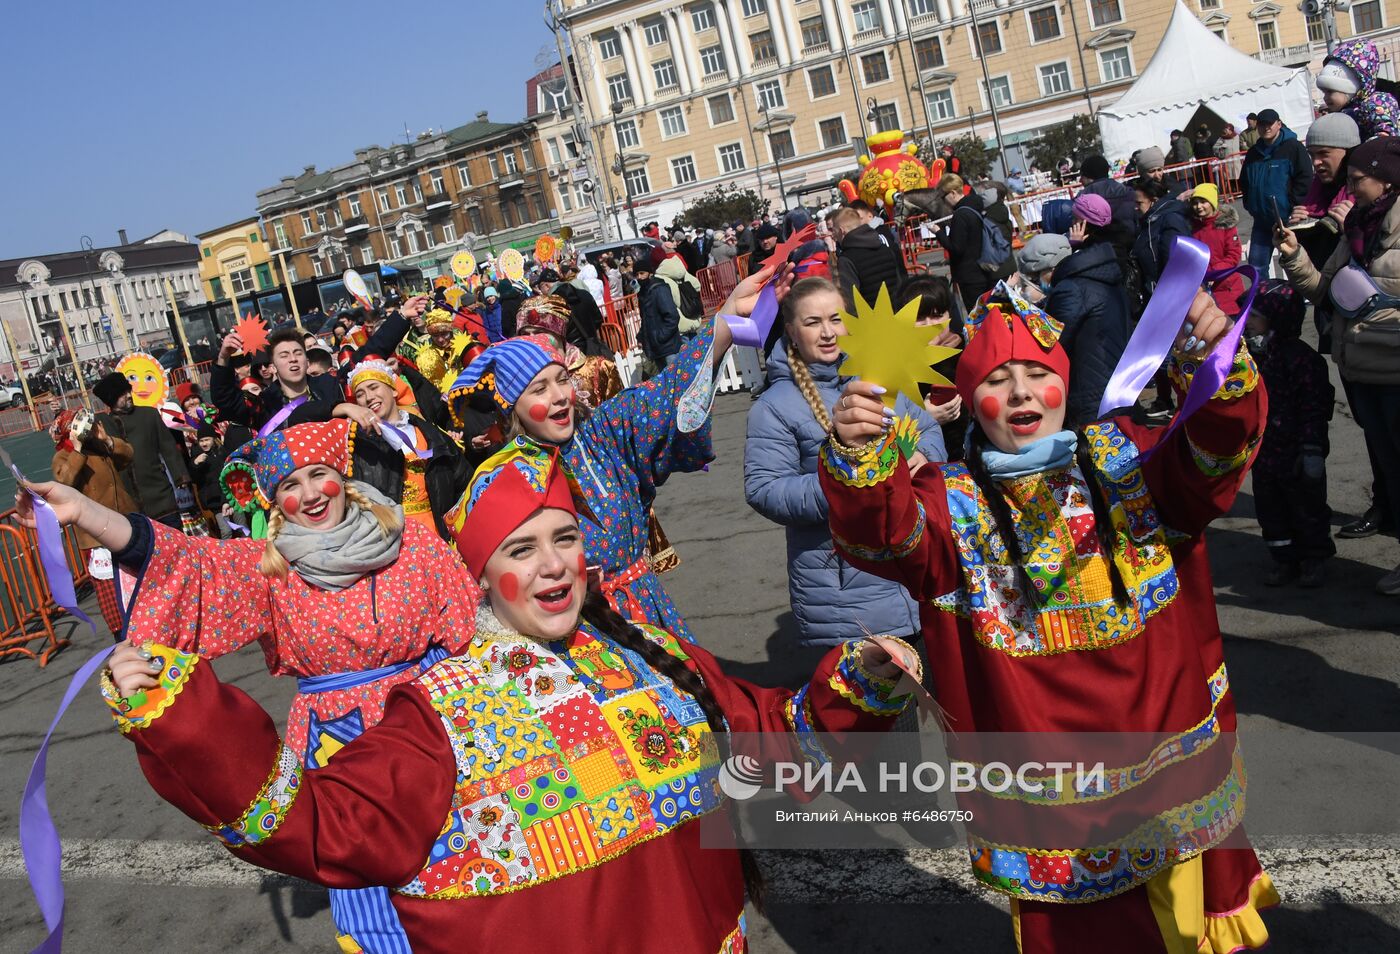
[744,344,946,646]
[1132,197,1192,288]
[1240,126,1312,222]
[1046,241,1132,426]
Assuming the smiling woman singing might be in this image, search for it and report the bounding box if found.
[92,439,914,954]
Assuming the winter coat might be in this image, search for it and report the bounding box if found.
[637,275,681,360]
[1256,333,1333,479]
[709,239,738,265]
[1326,39,1400,140]
[495,278,530,338]
[552,282,606,350]
[1191,207,1245,316]
[836,224,905,307]
[937,190,993,290]
[1169,137,1193,165]
[1240,127,1312,223]
[51,437,138,550]
[1281,196,1400,385]
[480,301,504,342]
[1045,242,1131,426]
[1082,176,1139,236]
[94,405,189,520]
[347,414,472,541]
[744,344,946,645]
[1132,197,1192,288]
[189,441,235,518]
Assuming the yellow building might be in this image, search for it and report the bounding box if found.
[196,217,282,306]
[554,0,1396,227]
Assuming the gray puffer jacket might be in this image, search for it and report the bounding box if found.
[744,344,946,646]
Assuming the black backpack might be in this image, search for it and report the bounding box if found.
[677,280,705,323]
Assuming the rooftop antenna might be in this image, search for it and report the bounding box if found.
[403,122,412,145]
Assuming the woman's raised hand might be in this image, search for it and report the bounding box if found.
[832,380,892,447]
[1176,291,1232,357]
[13,481,86,530]
[720,261,796,318]
[109,641,162,697]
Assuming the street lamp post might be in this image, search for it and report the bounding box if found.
[611,152,639,239]
[967,0,1010,178]
[758,102,789,212]
[80,235,116,360]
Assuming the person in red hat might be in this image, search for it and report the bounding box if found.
[819,285,1275,952]
[16,418,482,953]
[92,438,916,954]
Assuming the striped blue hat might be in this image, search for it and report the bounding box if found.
[448,334,565,413]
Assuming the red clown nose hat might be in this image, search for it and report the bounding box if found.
[954,284,1071,403]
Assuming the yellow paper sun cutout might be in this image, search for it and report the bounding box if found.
[838,285,961,408]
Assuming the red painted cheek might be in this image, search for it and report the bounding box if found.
[320,480,341,498]
[1041,385,1063,409]
[978,396,1001,420]
[498,572,520,603]
[565,387,576,407]
[527,403,550,422]
[280,495,300,515]
[576,554,587,579]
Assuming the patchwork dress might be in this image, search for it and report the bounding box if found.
[105,609,912,954]
[819,345,1278,954]
[114,516,481,953]
[556,322,717,639]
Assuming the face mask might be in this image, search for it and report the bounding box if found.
[1038,280,1054,295]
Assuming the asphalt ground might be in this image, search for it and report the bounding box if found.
[3,297,1400,950]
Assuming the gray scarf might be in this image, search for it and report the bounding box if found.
[273,481,403,591]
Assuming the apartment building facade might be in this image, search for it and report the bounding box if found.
[556,0,1395,230]
[529,62,610,244]
[255,112,553,282]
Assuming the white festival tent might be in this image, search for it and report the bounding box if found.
[1097,0,1315,162]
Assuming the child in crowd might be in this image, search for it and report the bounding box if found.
[1247,280,1335,587]
[1188,183,1245,317]
[1317,38,1398,140]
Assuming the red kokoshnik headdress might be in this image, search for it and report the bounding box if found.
[954,283,1071,403]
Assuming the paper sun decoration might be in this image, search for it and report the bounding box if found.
[116,352,169,407]
[535,234,558,264]
[233,314,271,355]
[837,285,960,409]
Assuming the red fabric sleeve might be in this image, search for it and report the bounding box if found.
[127,661,454,889]
[816,430,961,603]
[1117,346,1267,538]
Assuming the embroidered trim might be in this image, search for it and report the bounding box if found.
[101,645,199,734]
[964,664,1229,807]
[1169,339,1259,403]
[820,428,901,488]
[967,743,1247,903]
[204,743,303,849]
[828,640,908,716]
[834,499,926,562]
[1187,431,1259,478]
[785,685,832,767]
[717,912,747,954]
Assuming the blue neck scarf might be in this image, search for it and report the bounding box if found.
[978,430,1078,480]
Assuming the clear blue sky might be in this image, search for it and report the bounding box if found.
[0,0,560,259]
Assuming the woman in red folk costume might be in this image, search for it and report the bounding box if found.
[819,286,1276,953]
[93,439,916,954]
[17,419,480,954]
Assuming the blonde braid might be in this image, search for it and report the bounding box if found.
[258,507,290,578]
[344,482,404,537]
[786,339,834,433]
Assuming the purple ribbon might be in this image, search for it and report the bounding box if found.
[379,421,434,459]
[2,459,103,953]
[1096,237,1257,458]
[257,395,307,437]
[722,283,780,350]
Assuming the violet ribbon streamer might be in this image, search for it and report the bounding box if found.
[11,474,103,954]
[1096,237,1210,419]
[722,283,780,350]
[257,395,307,437]
[379,422,435,459]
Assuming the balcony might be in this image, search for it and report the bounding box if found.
[1255,42,1319,67]
[853,27,884,42]
[498,175,525,189]
[343,216,370,234]
[423,192,453,211]
[752,54,777,67]
[803,40,830,53]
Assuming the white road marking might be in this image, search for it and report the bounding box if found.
[1,835,1396,903]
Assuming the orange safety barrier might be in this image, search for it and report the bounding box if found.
[0,508,90,665]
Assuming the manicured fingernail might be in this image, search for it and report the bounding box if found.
[871,385,887,395]
[1184,336,1197,350]
[1195,339,1209,352]
[1183,322,1194,334]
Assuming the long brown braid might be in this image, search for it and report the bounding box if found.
[781,276,842,434]
[257,481,404,579]
[579,590,767,910]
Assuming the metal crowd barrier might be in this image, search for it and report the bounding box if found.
[0,507,88,666]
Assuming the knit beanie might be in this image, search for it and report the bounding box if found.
[1350,136,1400,186]
[1079,155,1110,181]
[1071,193,1112,227]
[1317,60,1362,98]
[1137,146,1166,172]
[1306,112,1361,150]
[1191,183,1220,211]
[93,372,132,409]
[1017,233,1072,276]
